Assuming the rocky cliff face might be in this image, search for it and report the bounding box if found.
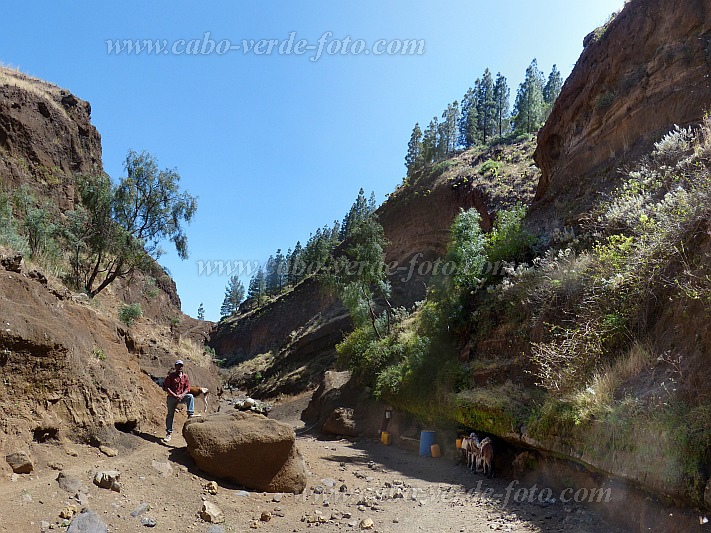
[531,0,711,230]
[0,67,102,210]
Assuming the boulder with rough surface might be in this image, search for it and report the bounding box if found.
[5,451,33,474]
[66,509,108,533]
[183,411,307,493]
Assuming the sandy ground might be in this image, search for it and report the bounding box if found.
[0,393,625,533]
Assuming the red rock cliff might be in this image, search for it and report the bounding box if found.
[532,0,711,230]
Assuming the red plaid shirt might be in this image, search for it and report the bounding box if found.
[164,370,190,396]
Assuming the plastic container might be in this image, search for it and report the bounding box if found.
[430,444,441,458]
[381,431,392,446]
[456,438,463,449]
[419,430,437,456]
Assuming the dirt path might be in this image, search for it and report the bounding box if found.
[0,394,624,532]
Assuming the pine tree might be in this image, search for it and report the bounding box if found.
[220,275,245,317]
[493,73,511,139]
[439,101,460,154]
[543,64,563,116]
[247,269,266,307]
[340,188,372,241]
[368,192,377,214]
[477,69,496,144]
[421,117,439,165]
[513,59,546,134]
[459,87,478,149]
[405,123,424,176]
[265,251,286,296]
[289,241,304,285]
[197,302,205,320]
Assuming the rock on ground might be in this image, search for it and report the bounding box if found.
[5,451,33,474]
[200,501,225,524]
[322,407,359,437]
[66,509,108,533]
[183,411,307,493]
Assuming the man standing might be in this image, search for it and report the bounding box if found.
[162,360,195,443]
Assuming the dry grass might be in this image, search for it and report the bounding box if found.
[175,336,213,368]
[573,341,655,422]
[0,65,68,117]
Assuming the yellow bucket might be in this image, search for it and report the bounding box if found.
[430,444,441,458]
[456,438,463,449]
[381,431,392,446]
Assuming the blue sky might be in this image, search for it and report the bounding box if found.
[1,1,624,321]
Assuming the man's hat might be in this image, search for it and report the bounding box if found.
[175,360,184,366]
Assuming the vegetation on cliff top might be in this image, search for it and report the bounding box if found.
[0,149,196,320]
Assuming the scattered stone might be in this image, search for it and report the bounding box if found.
[348,520,359,527]
[0,252,23,272]
[331,511,343,520]
[357,505,367,512]
[140,517,157,527]
[57,472,89,495]
[359,518,374,529]
[98,445,118,457]
[5,451,33,474]
[260,511,272,522]
[28,268,48,285]
[339,484,348,493]
[93,470,121,492]
[250,520,259,529]
[272,493,283,502]
[233,397,272,415]
[235,490,250,498]
[200,501,225,524]
[66,509,108,533]
[130,503,151,518]
[21,491,32,502]
[48,462,64,471]
[65,447,79,457]
[343,512,352,519]
[151,460,173,478]
[206,527,226,533]
[322,478,336,487]
[313,485,324,494]
[59,505,78,519]
[203,481,219,495]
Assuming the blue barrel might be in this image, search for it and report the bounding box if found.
[419,430,437,456]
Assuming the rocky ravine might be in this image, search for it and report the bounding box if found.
[210,140,539,394]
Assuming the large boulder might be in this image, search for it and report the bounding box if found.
[183,411,307,493]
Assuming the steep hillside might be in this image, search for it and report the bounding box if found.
[210,140,539,395]
[531,0,711,230]
[0,66,102,210]
[0,70,219,465]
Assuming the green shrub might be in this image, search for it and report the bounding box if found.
[595,91,615,109]
[478,159,502,176]
[485,205,536,266]
[119,303,143,326]
[143,276,159,299]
